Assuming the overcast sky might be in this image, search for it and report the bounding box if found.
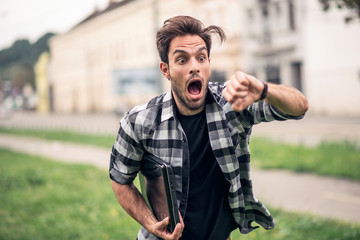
[0,0,110,49]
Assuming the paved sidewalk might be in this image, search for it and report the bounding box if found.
[1,133,359,224]
[1,111,360,146]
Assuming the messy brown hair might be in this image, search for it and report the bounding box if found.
[156,15,226,64]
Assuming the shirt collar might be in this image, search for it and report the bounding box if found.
[160,86,219,123]
[160,91,176,123]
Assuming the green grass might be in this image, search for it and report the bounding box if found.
[250,137,360,181]
[231,209,360,240]
[0,127,359,180]
[0,148,140,240]
[1,148,359,240]
[0,127,115,149]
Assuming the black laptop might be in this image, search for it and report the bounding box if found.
[139,153,180,233]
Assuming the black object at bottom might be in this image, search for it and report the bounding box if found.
[140,153,180,233]
[161,164,180,232]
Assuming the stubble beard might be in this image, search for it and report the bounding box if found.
[171,76,208,112]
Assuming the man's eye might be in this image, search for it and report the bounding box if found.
[199,56,206,62]
[177,58,187,64]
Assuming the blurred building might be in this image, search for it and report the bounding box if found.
[35,52,51,113]
[49,0,243,114]
[242,0,360,116]
[50,0,360,116]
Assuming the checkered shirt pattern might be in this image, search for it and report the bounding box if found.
[109,82,304,239]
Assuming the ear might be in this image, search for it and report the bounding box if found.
[160,61,171,80]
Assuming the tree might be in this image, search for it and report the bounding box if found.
[318,0,360,23]
[0,32,56,92]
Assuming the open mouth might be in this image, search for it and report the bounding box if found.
[187,80,202,96]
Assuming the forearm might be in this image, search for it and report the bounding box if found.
[222,71,309,115]
[111,180,157,230]
[265,83,308,116]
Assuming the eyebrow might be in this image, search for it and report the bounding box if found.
[172,46,207,56]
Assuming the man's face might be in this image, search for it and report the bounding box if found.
[160,35,211,116]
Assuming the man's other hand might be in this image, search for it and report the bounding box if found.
[150,212,184,240]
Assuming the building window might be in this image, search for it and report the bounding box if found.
[288,0,296,31]
[262,3,271,44]
[274,1,281,16]
[291,62,303,92]
[266,65,281,84]
[112,67,160,95]
[247,8,254,23]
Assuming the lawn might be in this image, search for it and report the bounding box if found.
[0,127,359,180]
[0,127,115,149]
[1,148,359,240]
[250,137,360,180]
[0,148,140,240]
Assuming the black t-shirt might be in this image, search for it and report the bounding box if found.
[177,109,237,240]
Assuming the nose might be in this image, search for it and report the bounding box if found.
[189,58,200,75]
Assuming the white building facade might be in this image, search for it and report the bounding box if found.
[49,0,243,113]
[242,0,360,116]
[50,0,360,115]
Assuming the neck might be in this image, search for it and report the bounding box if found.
[176,104,205,116]
[171,92,205,116]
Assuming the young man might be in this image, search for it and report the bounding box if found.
[109,16,308,240]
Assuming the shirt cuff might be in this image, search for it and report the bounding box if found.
[109,167,135,185]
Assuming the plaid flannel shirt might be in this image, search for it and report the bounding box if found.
[109,82,304,239]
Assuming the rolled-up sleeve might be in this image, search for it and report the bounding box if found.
[109,115,144,185]
[247,101,304,125]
